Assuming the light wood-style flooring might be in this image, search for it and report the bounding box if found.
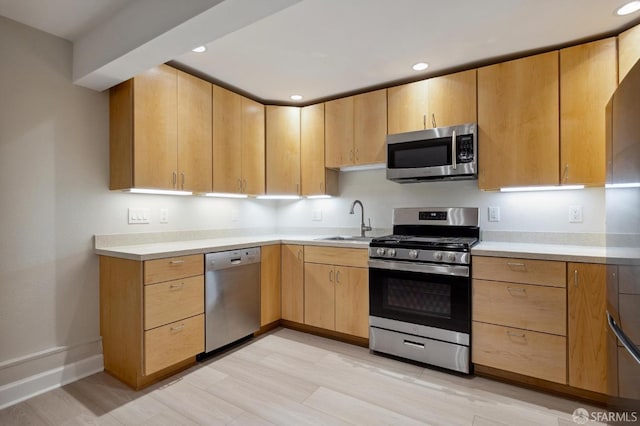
[0,328,608,425]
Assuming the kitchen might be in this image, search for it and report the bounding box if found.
[1,0,639,424]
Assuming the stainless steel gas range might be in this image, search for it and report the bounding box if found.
[368,207,479,374]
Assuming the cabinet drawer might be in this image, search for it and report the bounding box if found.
[144,275,204,330]
[472,256,566,287]
[144,254,203,285]
[473,279,566,335]
[472,322,566,384]
[144,314,204,375]
[304,246,368,268]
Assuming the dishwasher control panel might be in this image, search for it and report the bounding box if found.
[206,247,261,271]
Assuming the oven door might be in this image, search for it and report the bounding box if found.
[369,259,470,334]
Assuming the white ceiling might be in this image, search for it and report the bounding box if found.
[1,0,639,102]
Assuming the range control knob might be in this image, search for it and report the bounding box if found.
[447,253,457,263]
[388,249,396,257]
[376,247,386,256]
[433,252,443,261]
[408,249,419,259]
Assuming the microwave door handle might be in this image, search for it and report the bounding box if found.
[607,311,640,364]
[451,130,457,170]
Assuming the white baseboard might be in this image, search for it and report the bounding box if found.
[0,354,104,410]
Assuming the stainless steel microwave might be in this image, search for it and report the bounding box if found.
[386,123,477,183]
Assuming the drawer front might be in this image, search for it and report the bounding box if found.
[472,256,566,287]
[473,279,566,335]
[144,314,204,375]
[472,321,566,384]
[144,275,204,330]
[304,246,368,268]
[144,254,203,285]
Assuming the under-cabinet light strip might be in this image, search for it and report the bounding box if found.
[126,188,192,196]
[499,185,584,193]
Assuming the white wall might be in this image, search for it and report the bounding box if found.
[276,168,606,236]
[0,15,276,401]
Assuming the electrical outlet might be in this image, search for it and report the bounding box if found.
[569,205,583,223]
[128,208,150,224]
[488,206,501,222]
[312,209,323,221]
[160,208,169,224]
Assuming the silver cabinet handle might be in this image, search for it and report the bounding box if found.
[172,171,177,188]
[431,113,436,128]
[170,324,185,333]
[181,172,185,189]
[507,262,526,270]
[574,269,579,287]
[451,130,457,170]
[404,340,425,349]
[169,260,185,265]
[563,164,569,183]
[422,114,426,130]
[169,282,184,290]
[297,249,302,261]
[336,270,341,284]
[507,331,525,338]
[507,287,527,296]
[237,178,242,193]
[329,270,334,283]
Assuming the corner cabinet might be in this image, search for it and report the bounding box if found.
[300,104,338,196]
[212,86,265,195]
[110,64,212,192]
[266,106,301,195]
[303,246,369,338]
[99,254,205,389]
[260,244,281,326]
[478,52,560,190]
[281,244,304,323]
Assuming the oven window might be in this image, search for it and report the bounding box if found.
[388,138,451,169]
[385,278,451,319]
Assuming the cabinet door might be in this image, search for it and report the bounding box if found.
[133,64,178,189]
[387,80,428,134]
[354,89,387,165]
[619,23,640,83]
[478,52,559,190]
[568,263,612,394]
[260,244,281,326]
[301,104,326,195]
[325,97,354,168]
[304,263,335,330]
[177,71,212,193]
[335,266,369,338]
[241,97,265,195]
[560,38,617,186]
[427,69,477,128]
[212,85,242,193]
[266,106,301,194]
[281,244,304,323]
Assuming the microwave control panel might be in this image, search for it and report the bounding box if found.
[456,134,474,162]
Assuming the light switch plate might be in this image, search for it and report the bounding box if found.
[128,208,150,224]
[488,206,501,222]
[160,208,169,224]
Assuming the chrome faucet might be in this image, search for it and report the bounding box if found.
[349,199,372,237]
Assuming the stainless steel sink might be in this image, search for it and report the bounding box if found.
[315,236,373,242]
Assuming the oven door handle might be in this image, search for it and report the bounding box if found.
[368,259,469,277]
[607,311,640,365]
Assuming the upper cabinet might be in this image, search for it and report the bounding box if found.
[387,70,476,134]
[618,22,640,83]
[300,104,338,196]
[325,89,387,168]
[560,38,617,187]
[212,86,265,195]
[478,52,560,190]
[266,106,301,195]
[109,64,212,192]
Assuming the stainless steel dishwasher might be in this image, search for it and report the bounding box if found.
[203,247,260,354]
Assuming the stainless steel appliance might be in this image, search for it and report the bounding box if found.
[605,57,640,413]
[203,247,260,354]
[386,123,477,183]
[368,207,479,374]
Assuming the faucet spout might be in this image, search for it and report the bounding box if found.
[349,200,372,237]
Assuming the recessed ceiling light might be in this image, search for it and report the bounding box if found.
[617,1,640,15]
[290,94,303,101]
[412,62,429,71]
[192,46,207,53]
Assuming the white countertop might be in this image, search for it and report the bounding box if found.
[471,241,608,263]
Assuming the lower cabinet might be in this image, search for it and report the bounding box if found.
[281,244,304,322]
[99,254,205,389]
[303,246,369,339]
[260,244,282,326]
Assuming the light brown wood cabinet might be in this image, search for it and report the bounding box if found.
[303,246,369,338]
[266,106,301,195]
[99,254,204,389]
[478,52,560,190]
[212,86,265,195]
[568,262,616,394]
[387,70,476,134]
[472,256,567,384]
[618,22,640,83]
[300,104,338,196]
[260,244,281,326]
[560,38,617,187]
[281,244,304,323]
[325,90,387,168]
[109,65,212,192]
